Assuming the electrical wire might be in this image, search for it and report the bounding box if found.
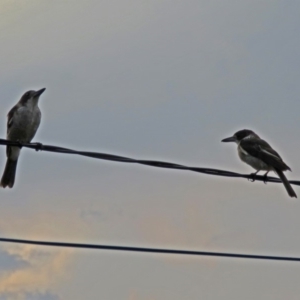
[0,138,299,186]
[0,237,299,262]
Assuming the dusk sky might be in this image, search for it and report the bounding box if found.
[0,1,300,299]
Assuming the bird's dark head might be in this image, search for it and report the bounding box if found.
[222,129,259,143]
[19,88,46,105]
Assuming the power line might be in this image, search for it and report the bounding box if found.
[0,138,299,186]
[0,237,299,262]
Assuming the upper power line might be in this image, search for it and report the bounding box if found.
[0,138,299,186]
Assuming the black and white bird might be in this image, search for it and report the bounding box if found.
[1,88,46,188]
[222,129,297,198]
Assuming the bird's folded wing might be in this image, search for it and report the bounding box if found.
[240,139,291,171]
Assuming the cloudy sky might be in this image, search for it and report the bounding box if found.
[0,0,300,299]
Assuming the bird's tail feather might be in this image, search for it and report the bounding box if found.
[0,159,18,188]
[275,168,297,198]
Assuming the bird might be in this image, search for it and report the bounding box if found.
[0,88,46,188]
[221,129,297,198]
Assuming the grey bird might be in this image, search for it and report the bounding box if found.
[1,88,46,188]
[222,129,297,198]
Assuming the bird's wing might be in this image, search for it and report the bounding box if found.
[240,139,291,171]
[7,105,19,135]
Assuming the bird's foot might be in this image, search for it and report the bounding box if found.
[263,172,269,184]
[248,172,257,182]
[34,142,43,152]
[16,140,23,149]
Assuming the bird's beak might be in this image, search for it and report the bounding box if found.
[34,88,46,97]
[221,136,236,143]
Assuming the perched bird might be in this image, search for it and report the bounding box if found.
[222,129,297,198]
[1,88,46,188]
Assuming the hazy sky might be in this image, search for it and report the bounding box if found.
[0,1,300,299]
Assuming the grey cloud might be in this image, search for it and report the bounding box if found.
[0,249,28,271]
[0,291,60,300]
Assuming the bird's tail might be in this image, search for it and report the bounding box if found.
[0,159,18,188]
[275,168,297,198]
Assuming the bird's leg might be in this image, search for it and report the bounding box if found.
[249,170,259,182]
[263,171,269,184]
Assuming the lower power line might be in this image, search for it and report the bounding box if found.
[0,237,299,262]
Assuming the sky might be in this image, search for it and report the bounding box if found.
[0,0,300,299]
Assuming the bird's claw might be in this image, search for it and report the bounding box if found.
[248,172,257,182]
[34,142,43,151]
[16,140,23,149]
